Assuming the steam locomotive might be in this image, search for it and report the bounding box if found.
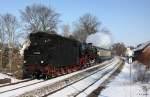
[23,32,111,79]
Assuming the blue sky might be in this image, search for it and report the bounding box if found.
[0,0,150,46]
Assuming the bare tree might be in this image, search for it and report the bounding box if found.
[0,13,18,73]
[0,20,5,71]
[21,4,60,33]
[112,43,126,56]
[73,13,100,42]
[61,24,70,37]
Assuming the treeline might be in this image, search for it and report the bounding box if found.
[0,3,110,48]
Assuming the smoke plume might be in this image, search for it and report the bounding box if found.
[86,32,113,49]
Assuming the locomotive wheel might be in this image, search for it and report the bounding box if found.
[42,74,52,80]
[60,68,65,75]
[33,70,42,79]
[31,74,36,79]
[22,69,32,79]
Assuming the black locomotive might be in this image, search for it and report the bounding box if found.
[23,31,111,79]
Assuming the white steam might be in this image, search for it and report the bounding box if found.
[20,40,31,56]
[86,32,113,49]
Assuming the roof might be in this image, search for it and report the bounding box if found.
[134,41,150,52]
[96,46,110,51]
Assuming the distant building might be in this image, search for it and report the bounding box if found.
[133,41,150,68]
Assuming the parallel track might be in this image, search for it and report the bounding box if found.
[0,79,31,88]
[74,61,122,97]
[0,58,118,97]
[0,79,45,94]
[43,61,116,97]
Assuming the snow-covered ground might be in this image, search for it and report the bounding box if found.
[99,61,150,97]
[0,58,117,97]
[0,79,43,93]
[48,58,121,97]
[0,73,20,84]
[0,57,121,97]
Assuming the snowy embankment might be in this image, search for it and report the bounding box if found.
[0,73,20,84]
[99,61,150,97]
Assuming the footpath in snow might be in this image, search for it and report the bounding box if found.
[98,61,150,97]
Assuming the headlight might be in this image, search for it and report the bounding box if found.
[41,60,44,63]
[24,61,26,63]
[34,52,40,54]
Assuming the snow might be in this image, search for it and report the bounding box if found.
[99,62,150,97]
[77,59,121,97]
[47,58,120,97]
[0,73,20,83]
[0,58,116,97]
[134,41,150,52]
[100,84,150,97]
[0,79,43,93]
[0,73,11,79]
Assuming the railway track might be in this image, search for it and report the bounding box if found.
[47,58,122,97]
[0,79,45,94]
[17,58,119,97]
[74,60,122,97]
[43,59,118,97]
[0,79,31,88]
[0,57,120,97]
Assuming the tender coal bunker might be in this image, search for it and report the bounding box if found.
[24,32,81,67]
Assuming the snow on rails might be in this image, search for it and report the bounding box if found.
[0,57,123,97]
